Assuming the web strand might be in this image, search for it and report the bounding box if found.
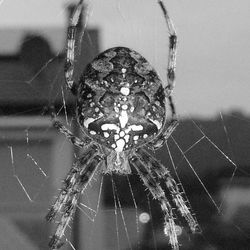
[8,146,33,202]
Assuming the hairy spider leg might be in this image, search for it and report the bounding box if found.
[48,148,103,249]
[49,155,103,249]
[64,0,84,95]
[51,117,91,148]
[130,155,179,250]
[46,145,98,222]
[149,0,178,149]
[162,97,178,139]
[158,0,177,95]
[136,148,199,234]
[148,95,178,149]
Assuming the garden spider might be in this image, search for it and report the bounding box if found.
[46,0,199,249]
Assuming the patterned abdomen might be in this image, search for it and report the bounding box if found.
[77,47,166,151]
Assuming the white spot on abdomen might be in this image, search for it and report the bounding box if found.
[115,138,125,152]
[101,123,120,132]
[130,124,143,131]
[124,134,130,142]
[119,131,125,137]
[121,104,128,110]
[120,87,130,96]
[133,135,139,141]
[84,118,95,128]
[104,132,110,138]
[119,110,128,128]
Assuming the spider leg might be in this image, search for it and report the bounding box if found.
[65,0,84,95]
[130,155,179,250]
[136,148,200,234]
[50,110,91,148]
[158,0,177,95]
[47,145,104,249]
[52,118,91,148]
[149,95,178,149]
[46,145,98,221]
[162,95,178,139]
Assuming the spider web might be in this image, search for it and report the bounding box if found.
[0,0,250,250]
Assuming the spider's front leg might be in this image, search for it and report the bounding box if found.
[46,144,104,249]
[149,1,178,149]
[158,0,177,96]
[45,106,90,148]
[51,113,91,148]
[148,95,178,150]
[65,0,84,95]
[130,155,180,250]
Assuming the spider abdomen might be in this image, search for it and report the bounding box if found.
[77,47,166,151]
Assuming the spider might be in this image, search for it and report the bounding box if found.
[46,0,199,249]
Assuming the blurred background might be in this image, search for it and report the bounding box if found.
[0,0,250,249]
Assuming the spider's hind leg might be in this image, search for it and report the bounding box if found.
[130,154,179,250]
[136,148,200,234]
[46,145,104,249]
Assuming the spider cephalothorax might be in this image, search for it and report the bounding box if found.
[77,47,166,152]
[46,1,199,250]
